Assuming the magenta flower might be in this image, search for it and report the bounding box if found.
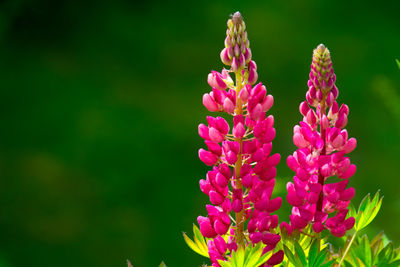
[282,44,356,237]
[197,12,283,266]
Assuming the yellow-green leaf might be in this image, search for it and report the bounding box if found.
[230,247,245,267]
[193,224,208,252]
[255,250,273,266]
[218,260,232,267]
[284,245,303,266]
[244,243,263,267]
[183,232,209,257]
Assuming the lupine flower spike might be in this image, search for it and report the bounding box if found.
[197,12,283,266]
[282,44,357,238]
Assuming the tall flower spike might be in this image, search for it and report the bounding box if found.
[197,12,283,266]
[282,44,356,238]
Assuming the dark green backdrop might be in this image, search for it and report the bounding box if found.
[0,0,399,266]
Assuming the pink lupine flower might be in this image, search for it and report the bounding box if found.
[282,44,357,237]
[208,69,233,90]
[196,12,283,266]
[208,236,228,266]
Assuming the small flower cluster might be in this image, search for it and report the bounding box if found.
[281,44,357,237]
[197,12,283,266]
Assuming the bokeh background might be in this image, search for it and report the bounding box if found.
[0,0,399,266]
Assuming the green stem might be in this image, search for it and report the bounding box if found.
[338,231,357,267]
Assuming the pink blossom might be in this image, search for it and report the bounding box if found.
[282,44,356,237]
[207,69,233,90]
[195,12,283,267]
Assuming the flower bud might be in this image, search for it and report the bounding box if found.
[197,216,217,238]
[199,149,219,166]
[203,93,220,112]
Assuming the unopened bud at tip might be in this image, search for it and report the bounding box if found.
[317,43,326,52]
[231,12,243,25]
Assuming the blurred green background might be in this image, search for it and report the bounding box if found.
[0,0,399,266]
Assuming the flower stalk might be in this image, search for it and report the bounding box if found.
[196,11,284,266]
[282,44,357,238]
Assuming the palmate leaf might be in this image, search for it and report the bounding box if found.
[342,231,400,267]
[282,237,332,267]
[345,232,400,267]
[347,203,357,219]
[370,231,385,257]
[354,191,383,231]
[375,241,394,266]
[392,247,400,261]
[283,244,303,266]
[230,247,245,267]
[244,244,264,267]
[183,224,209,258]
[253,247,273,266]
[219,243,273,267]
[243,243,262,267]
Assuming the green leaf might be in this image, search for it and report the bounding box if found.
[243,243,263,267]
[363,193,383,228]
[254,249,273,266]
[355,258,366,267]
[370,232,385,260]
[283,245,303,267]
[313,250,328,267]
[347,203,357,219]
[376,242,394,266]
[360,235,372,266]
[193,224,208,252]
[294,242,307,266]
[218,260,232,267]
[396,59,400,69]
[358,193,371,213]
[342,259,353,267]
[159,261,167,267]
[355,191,383,231]
[370,231,384,249]
[230,247,245,267]
[183,231,209,257]
[320,259,335,267]
[388,259,400,266]
[242,244,254,267]
[229,243,273,267]
[392,247,400,261]
[308,239,318,266]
